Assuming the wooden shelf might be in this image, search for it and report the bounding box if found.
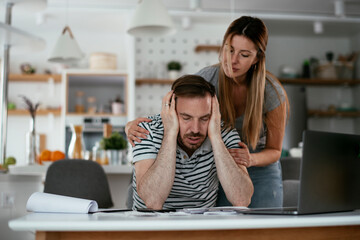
[136,78,175,85]
[66,113,127,117]
[194,45,221,53]
[9,74,62,83]
[8,109,61,116]
[308,109,360,118]
[279,78,360,86]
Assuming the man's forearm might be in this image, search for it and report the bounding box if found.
[211,136,254,206]
[137,133,177,209]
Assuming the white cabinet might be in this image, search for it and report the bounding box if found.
[62,70,129,154]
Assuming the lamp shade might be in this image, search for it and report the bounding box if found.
[127,0,176,37]
[48,26,84,63]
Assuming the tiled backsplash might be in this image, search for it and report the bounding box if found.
[134,28,222,117]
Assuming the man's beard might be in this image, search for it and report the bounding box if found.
[177,132,205,155]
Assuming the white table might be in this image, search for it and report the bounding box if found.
[9,210,360,240]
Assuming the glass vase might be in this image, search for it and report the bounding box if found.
[67,125,85,159]
[25,118,39,165]
[25,131,39,165]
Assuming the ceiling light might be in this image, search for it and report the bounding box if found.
[127,0,176,37]
[48,26,84,63]
[48,0,83,63]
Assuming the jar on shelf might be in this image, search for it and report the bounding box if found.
[75,91,85,113]
[87,97,97,114]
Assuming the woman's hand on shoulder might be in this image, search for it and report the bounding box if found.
[125,118,152,147]
[228,142,254,168]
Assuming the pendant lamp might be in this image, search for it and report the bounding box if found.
[48,26,84,63]
[127,0,176,37]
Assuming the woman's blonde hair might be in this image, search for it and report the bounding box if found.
[218,16,288,150]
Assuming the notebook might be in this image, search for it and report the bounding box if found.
[242,130,360,215]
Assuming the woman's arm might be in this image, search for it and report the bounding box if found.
[125,118,152,147]
[251,101,287,166]
[228,101,287,167]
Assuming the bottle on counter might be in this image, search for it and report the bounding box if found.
[99,123,113,165]
[103,123,112,138]
[67,125,85,159]
[92,141,102,163]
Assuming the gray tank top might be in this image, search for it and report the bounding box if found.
[195,65,286,152]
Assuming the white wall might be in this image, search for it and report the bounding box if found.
[266,35,350,76]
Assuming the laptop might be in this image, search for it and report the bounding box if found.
[241,130,360,215]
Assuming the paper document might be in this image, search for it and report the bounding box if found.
[26,192,98,214]
[180,206,249,215]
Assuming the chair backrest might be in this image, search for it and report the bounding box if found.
[280,157,301,207]
[44,159,113,208]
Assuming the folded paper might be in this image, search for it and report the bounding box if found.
[26,192,98,214]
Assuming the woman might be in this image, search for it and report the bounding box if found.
[126,16,289,208]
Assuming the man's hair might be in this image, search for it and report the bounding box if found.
[171,75,215,98]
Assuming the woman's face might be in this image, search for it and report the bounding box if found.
[221,35,258,82]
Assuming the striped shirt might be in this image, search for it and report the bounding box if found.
[132,114,241,210]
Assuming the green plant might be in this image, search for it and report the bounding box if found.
[100,132,127,150]
[167,61,182,71]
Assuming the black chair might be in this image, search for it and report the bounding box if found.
[280,157,301,207]
[44,159,113,208]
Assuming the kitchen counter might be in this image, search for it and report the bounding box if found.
[8,164,133,176]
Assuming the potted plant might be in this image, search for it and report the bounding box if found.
[167,61,182,80]
[100,132,128,165]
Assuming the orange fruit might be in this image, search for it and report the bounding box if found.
[50,150,66,161]
[39,150,51,162]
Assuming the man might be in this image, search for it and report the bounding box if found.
[131,75,253,210]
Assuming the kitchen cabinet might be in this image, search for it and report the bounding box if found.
[63,70,129,153]
[282,77,360,148]
[64,71,128,116]
[280,78,360,119]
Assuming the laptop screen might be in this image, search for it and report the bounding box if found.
[298,130,360,214]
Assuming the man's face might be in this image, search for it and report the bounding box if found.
[176,94,212,155]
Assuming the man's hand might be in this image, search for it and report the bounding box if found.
[161,91,179,137]
[208,96,221,139]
